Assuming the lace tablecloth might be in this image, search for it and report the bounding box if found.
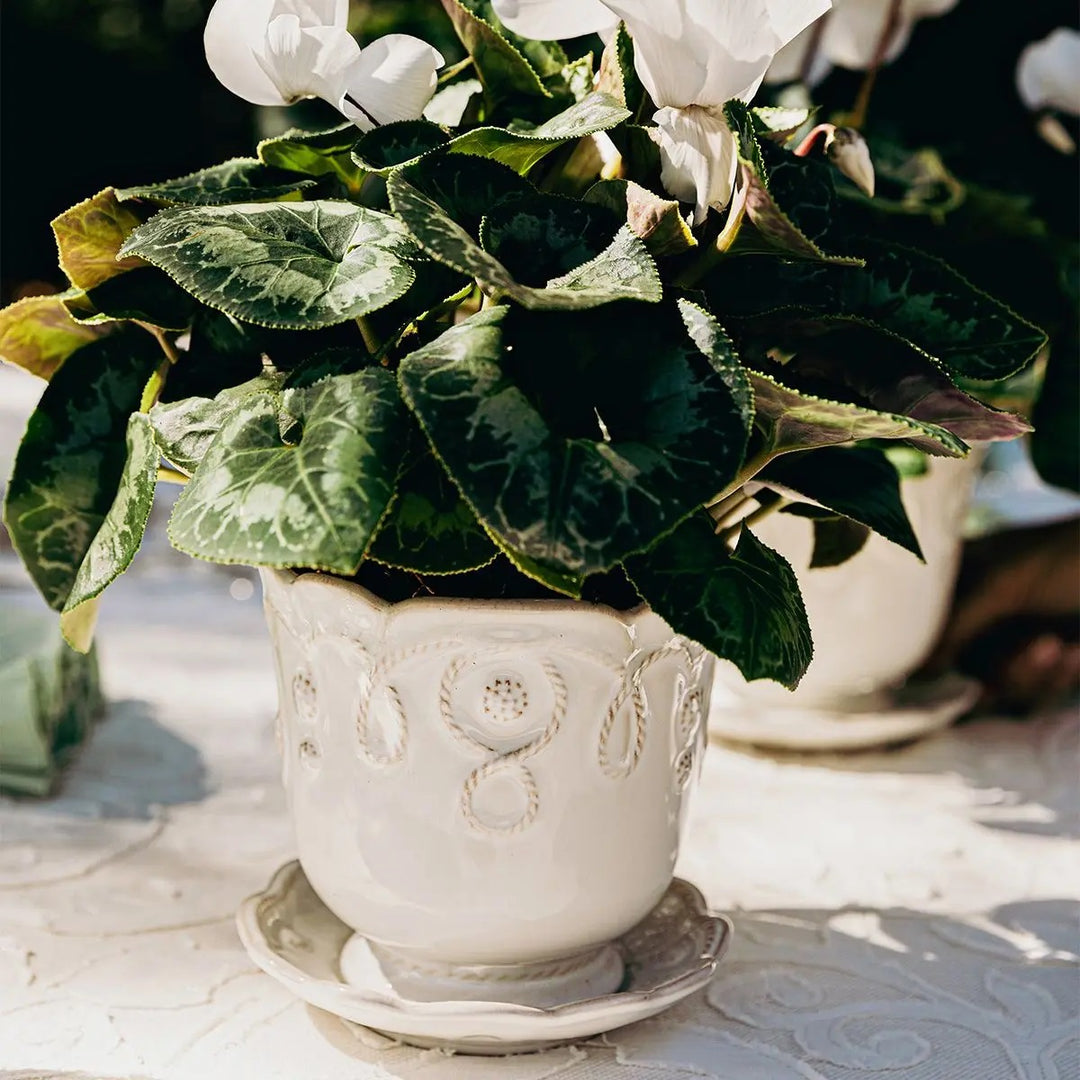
[1,558,1076,1080]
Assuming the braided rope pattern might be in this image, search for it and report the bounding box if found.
[597,641,696,780]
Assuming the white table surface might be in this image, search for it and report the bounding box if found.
[0,367,1077,1079]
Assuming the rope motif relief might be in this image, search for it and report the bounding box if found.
[439,655,568,836]
[598,641,697,780]
[354,637,464,768]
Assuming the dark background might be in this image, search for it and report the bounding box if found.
[1,0,1076,302]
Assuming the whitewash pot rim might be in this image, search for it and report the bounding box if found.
[264,567,654,623]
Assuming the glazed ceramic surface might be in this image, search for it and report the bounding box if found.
[260,569,712,993]
[711,454,982,744]
[236,860,732,1055]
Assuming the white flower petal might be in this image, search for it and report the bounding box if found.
[605,0,831,105]
[204,0,352,106]
[339,34,445,132]
[205,0,285,106]
[490,0,617,39]
[1017,28,1080,116]
[765,21,834,86]
[650,105,739,224]
[255,17,362,104]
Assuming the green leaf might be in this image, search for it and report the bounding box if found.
[258,123,365,193]
[678,301,754,435]
[760,445,922,558]
[705,242,1047,381]
[4,330,162,611]
[167,368,406,573]
[448,92,631,175]
[733,159,862,264]
[808,516,871,568]
[626,513,813,689]
[398,303,748,586]
[369,444,496,574]
[597,22,646,114]
[60,414,159,652]
[480,193,622,285]
[67,267,197,330]
[388,174,660,309]
[158,309,266,403]
[439,0,554,108]
[394,152,534,235]
[749,368,969,459]
[150,374,284,476]
[740,317,1033,444]
[585,180,697,257]
[723,100,767,183]
[352,120,451,174]
[118,201,418,330]
[751,106,812,141]
[51,188,147,290]
[0,291,110,380]
[116,159,317,206]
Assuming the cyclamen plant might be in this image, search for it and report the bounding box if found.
[0,0,1045,692]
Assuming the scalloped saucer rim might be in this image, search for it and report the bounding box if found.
[708,671,982,752]
[236,860,732,1054]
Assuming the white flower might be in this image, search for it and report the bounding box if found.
[1016,27,1080,116]
[492,0,831,223]
[204,0,443,130]
[767,0,960,87]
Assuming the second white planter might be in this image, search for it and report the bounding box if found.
[709,454,983,750]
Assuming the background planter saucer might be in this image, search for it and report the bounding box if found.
[236,861,731,1055]
[708,671,981,752]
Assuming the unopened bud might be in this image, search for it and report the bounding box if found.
[825,127,875,198]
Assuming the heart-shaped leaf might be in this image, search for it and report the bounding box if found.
[388,174,660,309]
[626,512,813,689]
[116,159,316,206]
[4,330,162,611]
[398,303,749,589]
[167,368,406,573]
[369,442,496,574]
[119,201,418,329]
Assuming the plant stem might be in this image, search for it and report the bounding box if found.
[847,0,903,129]
[705,449,774,511]
[707,490,755,528]
[136,322,179,413]
[438,56,475,84]
[357,316,382,356]
[719,497,791,544]
[157,467,189,485]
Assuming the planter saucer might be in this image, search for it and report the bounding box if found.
[709,671,981,752]
[236,861,731,1055]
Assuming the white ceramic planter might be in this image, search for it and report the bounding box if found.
[709,453,984,748]
[259,569,712,1008]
